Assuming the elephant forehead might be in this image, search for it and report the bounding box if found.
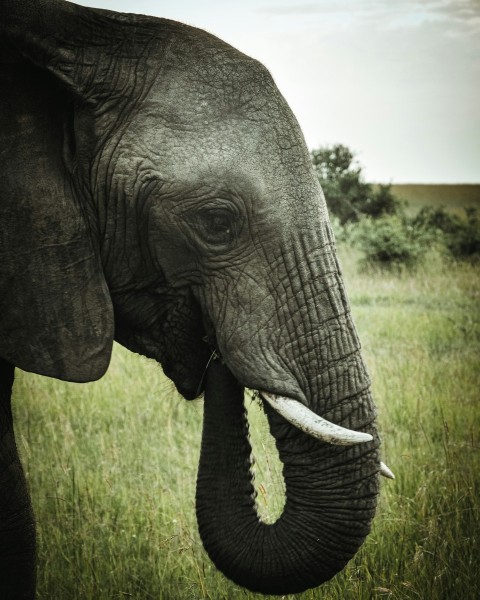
[119,101,312,193]
[122,48,305,157]
[109,47,325,219]
[119,121,320,215]
[150,44,280,121]
[112,113,327,234]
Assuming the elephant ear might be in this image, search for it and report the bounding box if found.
[0,0,122,382]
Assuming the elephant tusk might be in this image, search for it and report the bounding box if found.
[260,392,373,446]
[380,461,395,479]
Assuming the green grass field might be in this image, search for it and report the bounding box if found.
[390,184,480,216]
[11,245,480,599]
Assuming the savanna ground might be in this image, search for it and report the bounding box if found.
[11,187,480,599]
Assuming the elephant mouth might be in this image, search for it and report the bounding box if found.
[259,390,395,478]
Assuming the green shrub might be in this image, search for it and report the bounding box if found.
[445,208,480,260]
[410,205,461,235]
[329,216,356,244]
[353,215,425,269]
[410,206,480,260]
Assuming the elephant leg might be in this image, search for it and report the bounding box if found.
[0,358,36,600]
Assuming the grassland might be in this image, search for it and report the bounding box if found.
[11,246,480,599]
[390,184,480,216]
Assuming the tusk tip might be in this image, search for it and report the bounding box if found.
[380,461,395,480]
[357,432,374,443]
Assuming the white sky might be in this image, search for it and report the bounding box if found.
[75,0,480,183]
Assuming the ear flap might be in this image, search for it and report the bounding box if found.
[0,0,117,382]
[1,0,163,100]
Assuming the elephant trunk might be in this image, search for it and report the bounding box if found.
[196,358,379,595]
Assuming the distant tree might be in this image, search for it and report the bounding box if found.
[361,183,400,219]
[311,144,400,224]
[412,206,480,260]
[449,208,480,259]
[410,205,461,235]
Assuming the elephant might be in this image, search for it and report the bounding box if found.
[0,0,393,597]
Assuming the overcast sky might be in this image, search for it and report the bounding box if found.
[76,0,480,183]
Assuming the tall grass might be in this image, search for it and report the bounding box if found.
[11,247,479,599]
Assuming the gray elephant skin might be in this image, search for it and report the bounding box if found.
[0,0,381,597]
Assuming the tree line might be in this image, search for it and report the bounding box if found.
[312,144,480,267]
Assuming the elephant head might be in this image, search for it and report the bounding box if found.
[0,0,386,595]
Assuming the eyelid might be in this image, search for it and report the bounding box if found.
[172,196,245,252]
[198,198,237,212]
[198,207,234,226]
[195,199,241,228]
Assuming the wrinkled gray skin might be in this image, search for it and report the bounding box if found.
[0,0,380,596]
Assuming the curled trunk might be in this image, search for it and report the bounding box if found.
[196,359,379,595]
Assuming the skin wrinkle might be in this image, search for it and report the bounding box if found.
[87,34,175,235]
[204,268,282,381]
[277,453,377,495]
[212,229,358,404]
[140,181,164,272]
[212,231,359,403]
[286,309,353,373]
[272,246,344,392]
[103,113,218,386]
[308,455,379,489]
[285,457,374,489]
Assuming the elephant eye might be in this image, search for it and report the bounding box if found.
[197,207,236,246]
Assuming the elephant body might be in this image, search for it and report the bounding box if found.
[0,1,381,596]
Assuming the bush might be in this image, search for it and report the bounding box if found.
[329,216,356,244]
[446,208,480,260]
[410,206,480,260]
[353,215,425,269]
[411,206,461,235]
